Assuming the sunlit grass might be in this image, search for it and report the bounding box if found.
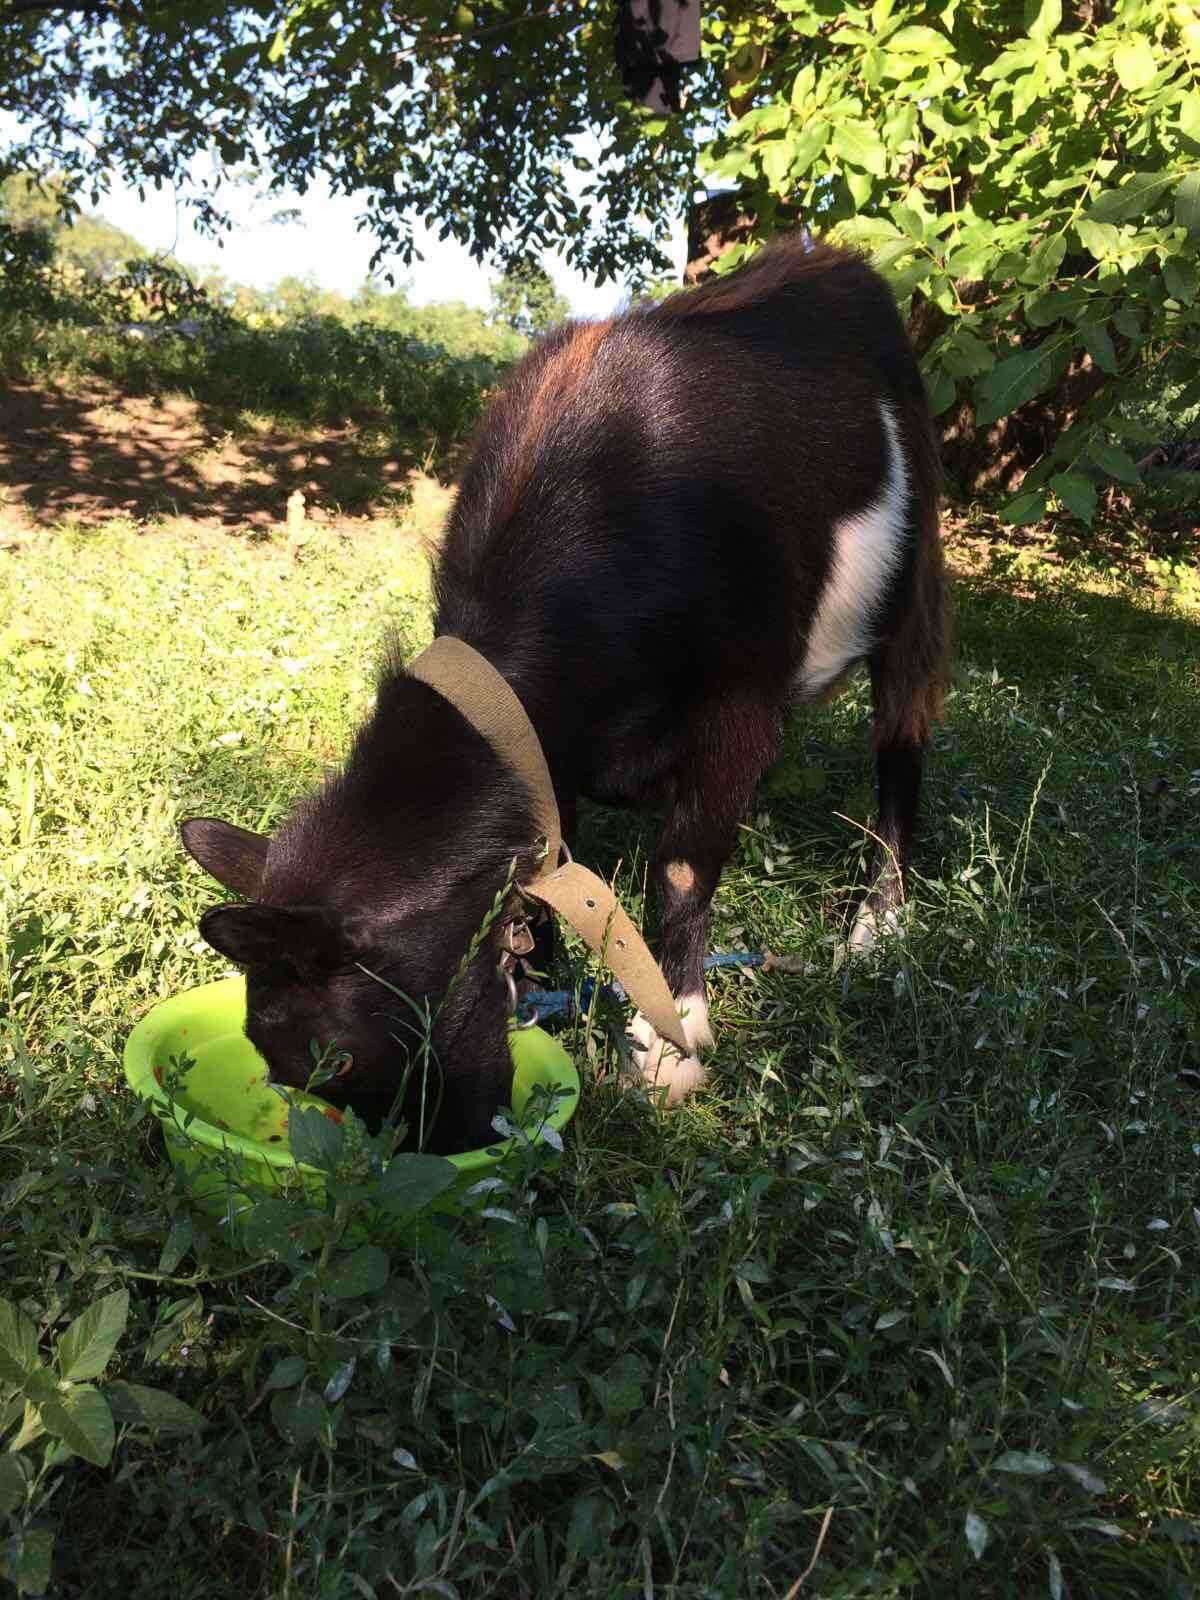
[2,518,1198,1598]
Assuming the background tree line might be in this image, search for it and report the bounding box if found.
[1,0,1197,523]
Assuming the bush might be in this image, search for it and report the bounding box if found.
[0,277,512,455]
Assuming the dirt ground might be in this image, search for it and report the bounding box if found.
[0,376,453,541]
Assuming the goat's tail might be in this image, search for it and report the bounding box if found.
[872,382,953,750]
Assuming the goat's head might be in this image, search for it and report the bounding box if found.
[180,688,538,1151]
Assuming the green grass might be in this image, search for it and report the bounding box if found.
[2,521,1199,1598]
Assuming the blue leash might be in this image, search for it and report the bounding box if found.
[515,950,766,1025]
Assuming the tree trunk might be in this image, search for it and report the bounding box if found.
[684,188,802,284]
[938,351,1109,496]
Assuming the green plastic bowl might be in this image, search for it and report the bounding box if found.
[123,977,579,1219]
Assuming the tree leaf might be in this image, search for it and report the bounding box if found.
[1079,321,1119,374]
[1028,0,1061,44]
[288,1104,344,1173]
[1086,171,1174,224]
[888,259,935,301]
[939,327,995,378]
[1076,219,1120,259]
[0,1298,39,1388]
[1050,471,1098,524]
[1022,232,1067,285]
[106,1380,207,1434]
[790,63,815,113]
[37,1384,115,1466]
[964,1510,990,1559]
[789,120,832,178]
[0,1453,28,1516]
[974,342,1067,425]
[888,24,952,56]
[1175,172,1200,236]
[836,215,904,248]
[56,1289,128,1382]
[1164,255,1199,304]
[994,1449,1055,1474]
[1112,38,1157,92]
[761,138,793,190]
[832,122,888,177]
[1000,488,1048,524]
[325,1244,389,1300]
[845,167,875,208]
[1089,440,1141,483]
[926,368,957,416]
[375,1153,457,1214]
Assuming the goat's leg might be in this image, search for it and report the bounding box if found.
[630,702,779,1102]
[850,639,941,952]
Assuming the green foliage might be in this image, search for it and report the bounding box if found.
[0,173,159,320]
[0,299,509,458]
[0,189,526,462]
[6,3,1196,519]
[0,1288,204,1594]
[0,0,691,284]
[490,261,572,337]
[1,175,148,280]
[701,0,1200,523]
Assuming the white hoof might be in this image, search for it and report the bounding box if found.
[628,991,712,1105]
[848,901,902,956]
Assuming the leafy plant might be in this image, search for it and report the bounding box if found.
[0,1290,204,1596]
[699,0,1200,520]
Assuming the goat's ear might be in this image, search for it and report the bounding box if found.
[181,817,269,898]
[199,903,345,974]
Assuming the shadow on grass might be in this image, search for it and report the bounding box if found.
[0,377,417,532]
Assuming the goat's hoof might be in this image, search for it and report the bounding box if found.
[627,993,713,1105]
[848,900,903,956]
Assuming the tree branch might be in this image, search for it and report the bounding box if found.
[4,0,119,16]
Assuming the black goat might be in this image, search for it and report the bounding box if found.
[182,237,949,1152]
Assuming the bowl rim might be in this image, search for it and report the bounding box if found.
[123,976,581,1178]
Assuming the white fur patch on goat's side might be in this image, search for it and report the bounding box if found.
[629,990,713,1105]
[796,401,910,699]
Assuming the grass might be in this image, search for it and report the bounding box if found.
[2,516,1199,1598]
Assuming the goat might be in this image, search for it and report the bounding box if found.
[182,237,949,1152]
